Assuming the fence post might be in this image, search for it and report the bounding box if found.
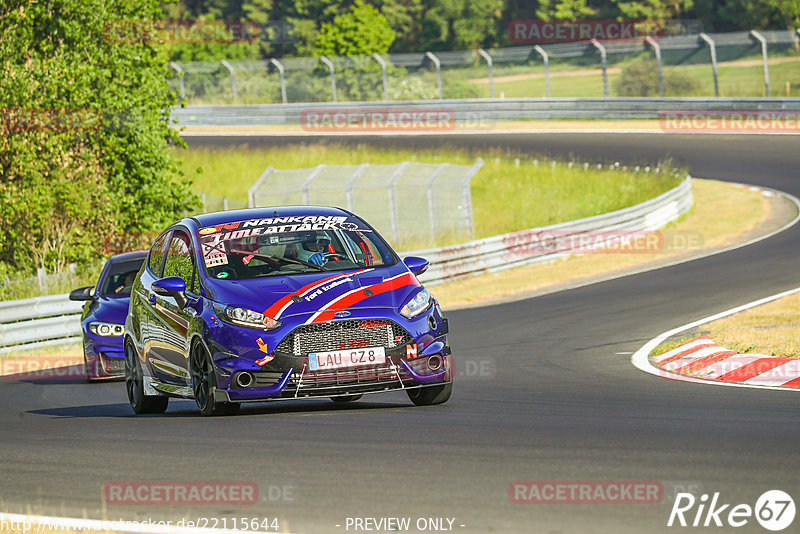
[590,39,609,97]
[425,52,443,100]
[220,60,237,103]
[201,193,207,213]
[37,268,46,292]
[533,45,551,98]
[477,49,495,98]
[223,197,229,211]
[372,53,389,101]
[248,166,274,207]
[320,56,337,102]
[462,158,484,235]
[427,163,450,241]
[645,36,664,97]
[269,58,287,104]
[750,30,771,97]
[387,162,411,242]
[169,62,185,99]
[301,164,327,205]
[699,33,719,97]
[345,163,369,211]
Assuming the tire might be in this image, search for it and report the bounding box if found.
[406,382,452,406]
[124,340,168,414]
[190,342,238,417]
[330,394,363,403]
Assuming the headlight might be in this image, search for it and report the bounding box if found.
[213,303,281,330]
[89,322,124,337]
[400,289,432,319]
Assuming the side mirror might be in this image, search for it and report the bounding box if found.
[152,276,188,308]
[69,286,94,301]
[403,256,429,276]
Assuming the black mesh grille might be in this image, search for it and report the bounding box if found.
[275,319,413,355]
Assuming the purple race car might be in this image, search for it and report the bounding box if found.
[69,250,147,381]
[124,206,453,415]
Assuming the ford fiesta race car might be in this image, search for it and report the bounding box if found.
[124,206,452,416]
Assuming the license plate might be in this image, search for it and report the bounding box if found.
[308,347,386,371]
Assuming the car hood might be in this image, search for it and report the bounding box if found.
[91,295,131,324]
[204,264,421,319]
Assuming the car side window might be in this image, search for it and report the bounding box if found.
[163,231,195,285]
[148,232,170,276]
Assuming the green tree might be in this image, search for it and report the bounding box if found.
[0,0,198,273]
[536,0,596,20]
[419,0,505,50]
[614,0,694,21]
[315,1,395,56]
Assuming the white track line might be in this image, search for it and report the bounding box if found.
[180,129,800,137]
[631,286,800,391]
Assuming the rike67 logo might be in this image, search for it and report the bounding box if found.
[668,490,795,531]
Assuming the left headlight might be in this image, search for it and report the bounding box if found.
[400,288,432,318]
[89,322,124,337]
[213,303,281,330]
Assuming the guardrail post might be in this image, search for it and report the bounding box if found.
[591,39,609,97]
[477,49,495,98]
[320,56,337,102]
[426,163,450,240]
[248,166,274,207]
[372,53,390,101]
[425,52,443,100]
[533,45,551,98]
[269,58,287,104]
[301,164,327,205]
[223,197,229,210]
[220,60,237,103]
[201,193,207,213]
[345,163,369,211]
[387,162,411,242]
[698,33,719,97]
[645,36,664,97]
[169,62,185,99]
[750,30,771,97]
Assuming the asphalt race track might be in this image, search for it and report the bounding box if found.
[1,133,798,533]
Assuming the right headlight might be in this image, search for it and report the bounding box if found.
[213,303,281,330]
[400,289,432,319]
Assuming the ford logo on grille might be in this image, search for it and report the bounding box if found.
[334,311,351,318]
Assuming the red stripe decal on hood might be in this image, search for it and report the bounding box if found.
[307,272,419,324]
[263,269,370,319]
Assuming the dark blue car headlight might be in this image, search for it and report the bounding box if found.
[89,322,125,337]
[400,288,432,319]
[213,303,281,330]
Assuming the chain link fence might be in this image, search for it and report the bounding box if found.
[167,29,800,104]
[247,160,483,245]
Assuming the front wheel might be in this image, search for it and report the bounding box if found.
[190,342,238,416]
[406,382,452,406]
[124,340,168,414]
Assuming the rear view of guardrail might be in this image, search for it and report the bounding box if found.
[0,295,83,353]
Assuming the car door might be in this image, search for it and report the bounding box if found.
[135,231,170,383]
[147,229,197,387]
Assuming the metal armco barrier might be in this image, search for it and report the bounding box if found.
[172,99,800,127]
[0,295,83,353]
[408,177,693,285]
[0,177,691,351]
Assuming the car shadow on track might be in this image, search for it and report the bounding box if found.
[28,399,413,419]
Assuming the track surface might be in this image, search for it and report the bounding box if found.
[2,134,799,533]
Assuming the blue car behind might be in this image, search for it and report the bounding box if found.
[124,206,453,416]
[69,250,147,381]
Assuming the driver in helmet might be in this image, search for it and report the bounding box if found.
[291,233,330,265]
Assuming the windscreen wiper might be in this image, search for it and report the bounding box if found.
[228,249,327,271]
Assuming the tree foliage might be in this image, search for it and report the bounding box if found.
[0,0,198,273]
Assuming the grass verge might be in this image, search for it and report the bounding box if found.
[431,179,772,308]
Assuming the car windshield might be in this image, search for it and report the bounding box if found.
[98,258,144,296]
[198,215,397,281]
